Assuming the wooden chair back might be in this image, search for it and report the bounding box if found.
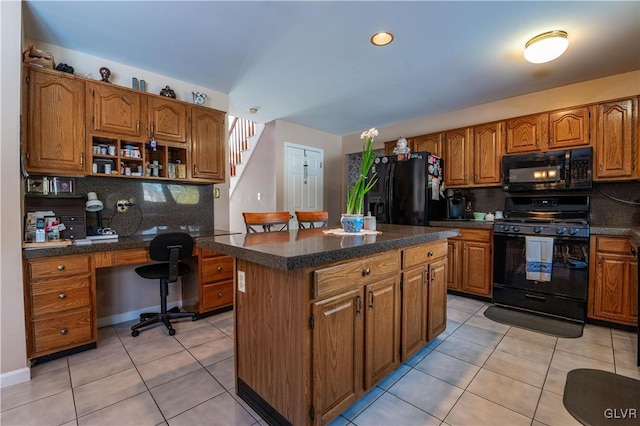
[295,211,329,229]
[243,211,290,233]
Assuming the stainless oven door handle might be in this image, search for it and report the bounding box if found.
[525,293,546,301]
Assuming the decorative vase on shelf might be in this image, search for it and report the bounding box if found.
[341,214,364,233]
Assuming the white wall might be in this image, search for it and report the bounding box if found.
[274,120,342,225]
[25,41,228,112]
[1,0,29,386]
[229,122,278,233]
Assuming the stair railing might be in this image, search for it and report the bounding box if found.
[228,116,256,177]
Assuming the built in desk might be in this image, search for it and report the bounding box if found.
[22,230,237,362]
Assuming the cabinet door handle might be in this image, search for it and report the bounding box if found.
[193,163,198,174]
[362,267,371,276]
[136,120,140,135]
[57,265,65,271]
[432,268,436,281]
[58,293,66,299]
[427,250,433,257]
[369,290,374,309]
[80,152,84,167]
[356,296,363,315]
[59,328,68,335]
[217,266,223,272]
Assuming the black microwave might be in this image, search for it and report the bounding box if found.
[502,147,592,192]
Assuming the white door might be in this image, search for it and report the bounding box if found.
[285,144,323,226]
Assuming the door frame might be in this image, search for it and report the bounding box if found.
[284,142,324,221]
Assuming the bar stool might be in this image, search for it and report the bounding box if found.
[295,211,329,229]
[242,211,290,233]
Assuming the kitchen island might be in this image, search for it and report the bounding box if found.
[198,224,458,425]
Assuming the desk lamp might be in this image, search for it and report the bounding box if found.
[85,191,104,236]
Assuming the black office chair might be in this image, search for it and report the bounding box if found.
[131,232,197,337]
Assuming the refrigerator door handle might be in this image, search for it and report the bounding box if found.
[387,162,395,223]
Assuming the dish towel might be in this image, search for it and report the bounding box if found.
[525,236,553,282]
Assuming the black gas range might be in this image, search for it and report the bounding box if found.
[492,195,590,322]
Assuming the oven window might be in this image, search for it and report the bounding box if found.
[494,235,589,300]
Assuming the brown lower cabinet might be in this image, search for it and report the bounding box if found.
[24,247,233,359]
[588,235,638,326]
[446,228,493,298]
[234,239,448,425]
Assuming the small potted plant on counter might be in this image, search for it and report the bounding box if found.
[343,128,378,232]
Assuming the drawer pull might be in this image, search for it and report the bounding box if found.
[218,292,223,298]
[427,250,434,257]
[59,328,68,335]
[525,293,546,301]
[362,267,371,276]
[217,266,223,272]
[57,265,65,271]
[58,293,66,299]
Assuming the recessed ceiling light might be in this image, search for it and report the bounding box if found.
[524,30,569,63]
[371,31,394,46]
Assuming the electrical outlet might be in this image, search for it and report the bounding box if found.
[116,199,130,213]
[238,270,246,293]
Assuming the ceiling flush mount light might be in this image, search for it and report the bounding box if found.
[249,107,258,114]
[524,30,569,63]
[370,31,394,46]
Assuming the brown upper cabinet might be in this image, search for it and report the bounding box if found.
[190,105,226,181]
[383,140,397,155]
[593,97,638,181]
[473,122,504,186]
[548,107,590,149]
[505,114,548,154]
[445,123,503,188]
[88,82,144,137]
[444,127,472,187]
[148,97,188,143]
[23,67,86,176]
[409,132,444,157]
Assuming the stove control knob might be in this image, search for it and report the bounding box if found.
[513,226,520,233]
[556,228,567,235]
[534,227,542,234]
[502,225,511,232]
[568,228,578,236]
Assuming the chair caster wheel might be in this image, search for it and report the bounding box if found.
[168,328,176,336]
[192,316,198,321]
[131,329,140,337]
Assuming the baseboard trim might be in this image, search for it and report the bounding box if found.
[97,301,181,328]
[1,367,31,388]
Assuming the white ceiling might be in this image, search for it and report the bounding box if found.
[22,1,640,136]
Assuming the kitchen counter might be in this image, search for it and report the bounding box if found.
[430,219,495,229]
[197,224,459,270]
[590,226,640,237]
[22,229,238,259]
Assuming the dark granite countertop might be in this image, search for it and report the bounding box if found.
[197,224,459,271]
[22,229,238,259]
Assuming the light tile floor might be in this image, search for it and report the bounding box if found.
[1,295,638,425]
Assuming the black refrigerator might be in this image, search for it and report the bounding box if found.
[364,152,446,226]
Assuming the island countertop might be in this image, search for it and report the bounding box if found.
[196,224,459,270]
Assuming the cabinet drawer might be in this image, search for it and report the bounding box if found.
[314,252,400,299]
[201,249,224,258]
[202,280,234,311]
[595,236,631,255]
[29,255,91,280]
[450,228,492,242]
[202,256,233,283]
[112,248,151,266]
[33,308,92,354]
[31,276,91,317]
[403,241,447,269]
